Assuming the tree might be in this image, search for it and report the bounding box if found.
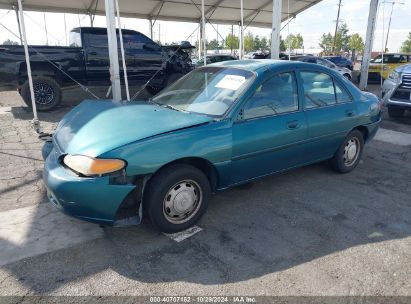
[337,22,350,52]
[244,32,254,53]
[260,37,269,51]
[254,35,261,50]
[319,33,334,54]
[2,39,18,45]
[225,34,239,50]
[348,33,364,53]
[207,39,220,50]
[280,36,286,52]
[293,33,304,50]
[400,32,411,53]
[285,34,304,51]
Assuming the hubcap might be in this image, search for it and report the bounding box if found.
[343,137,360,167]
[33,82,55,105]
[163,180,202,224]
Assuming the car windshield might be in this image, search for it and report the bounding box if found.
[152,67,255,117]
[371,54,405,64]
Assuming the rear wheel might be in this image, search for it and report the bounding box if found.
[388,107,405,118]
[21,76,62,111]
[330,130,364,173]
[144,164,211,233]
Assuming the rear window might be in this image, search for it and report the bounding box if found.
[69,32,82,47]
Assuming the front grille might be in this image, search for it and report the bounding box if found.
[368,72,381,81]
[399,73,411,90]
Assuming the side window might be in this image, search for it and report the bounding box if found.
[85,33,108,48]
[123,33,154,49]
[335,81,353,103]
[301,72,336,109]
[243,72,299,119]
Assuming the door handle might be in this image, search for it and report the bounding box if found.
[88,51,98,55]
[346,109,355,117]
[287,120,300,130]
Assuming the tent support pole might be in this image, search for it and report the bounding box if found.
[148,17,153,40]
[201,0,206,65]
[239,0,244,59]
[17,0,39,131]
[105,0,121,101]
[359,0,379,91]
[270,0,282,59]
[115,0,130,101]
[13,7,23,45]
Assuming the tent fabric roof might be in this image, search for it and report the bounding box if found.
[0,0,323,28]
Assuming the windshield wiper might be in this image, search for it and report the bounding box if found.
[162,104,186,112]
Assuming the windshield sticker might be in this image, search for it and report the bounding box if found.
[215,75,246,90]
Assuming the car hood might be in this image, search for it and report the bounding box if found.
[54,99,213,157]
[395,63,411,73]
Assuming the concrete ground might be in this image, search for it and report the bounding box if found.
[0,85,410,297]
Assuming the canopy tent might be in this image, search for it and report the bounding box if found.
[0,0,379,134]
[0,0,323,28]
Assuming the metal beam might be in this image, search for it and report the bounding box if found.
[271,0,282,59]
[359,0,379,90]
[105,0,121,100]
[17,0,39,127]
[115,0,130,101]
[243,0,271,21]
[239,0,244,59]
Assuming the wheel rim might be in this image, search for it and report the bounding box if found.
[33,82,55,105]
[343,137,360,167]
[163,179,202,224]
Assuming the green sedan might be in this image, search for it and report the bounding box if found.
[43,60,382,233]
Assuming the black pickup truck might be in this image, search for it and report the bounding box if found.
[0,27,193,111]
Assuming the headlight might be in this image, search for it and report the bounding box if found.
[383,65,390,70]
[63,154,126,176]
[388,71,401,83]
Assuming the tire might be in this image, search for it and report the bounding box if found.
[144,164,211,233]
[21,76,62,111]
[388,107,405,118]
[330,130,364,174]
[343,73,351,81]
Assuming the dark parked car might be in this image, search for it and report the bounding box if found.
[290,55,352,80]
[195,54,237,66]
[324,56,354,70]
[0,27,173,111]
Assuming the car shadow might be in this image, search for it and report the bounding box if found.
[1,141,410,293]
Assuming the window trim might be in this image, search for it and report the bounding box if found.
[239,70,301,122]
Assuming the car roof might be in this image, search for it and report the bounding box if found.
[208,59,315,72]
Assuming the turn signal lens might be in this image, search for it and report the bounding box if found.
[63,154,125,176]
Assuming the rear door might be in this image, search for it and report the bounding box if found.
[231,70,308,183]
[83,31,111,85]
[121,32,164,85]
[298,70,358,162]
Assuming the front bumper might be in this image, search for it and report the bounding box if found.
[43,146,136,225]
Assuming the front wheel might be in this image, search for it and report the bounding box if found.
[21,76,62,111]
[144,164,211,233]
[330,130,364,173]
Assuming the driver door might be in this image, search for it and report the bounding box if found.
[231,71,308,184]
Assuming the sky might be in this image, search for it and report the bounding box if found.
[0,0,410,52]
